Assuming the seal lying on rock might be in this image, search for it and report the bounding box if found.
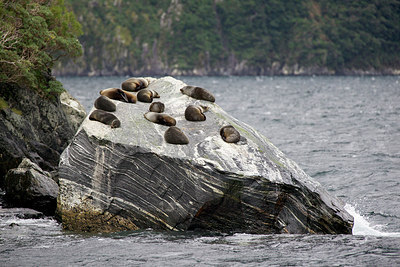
[94,95,116,112]
[121,77,149,92]
[144,112,176,126]
[180,86,215,102]
[149,102,165,113]
[100,88,136,103]
[184,105,208,121]
[137,89,160,103]
[89,109,121,128]
[164,126,189,145]
[220,125,240,143]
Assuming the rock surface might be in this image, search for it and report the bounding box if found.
[60,91,87,131]
[57,76,353,234]
[5,158,59,215]
[0,84,86,187]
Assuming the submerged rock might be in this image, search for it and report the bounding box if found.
[0,206,44,219]
[57,76,353,234]
[5,158,58,215]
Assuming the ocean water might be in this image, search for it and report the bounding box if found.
[1,76,399,266]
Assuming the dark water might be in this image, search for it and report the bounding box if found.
[1,76,399,266]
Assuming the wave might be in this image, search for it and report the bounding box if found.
[345,204,400,237]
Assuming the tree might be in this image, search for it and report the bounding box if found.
[0,0,82,95]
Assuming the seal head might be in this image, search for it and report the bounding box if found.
[164,126,189,145]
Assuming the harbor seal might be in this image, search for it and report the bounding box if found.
[94,95,116,112]
[121,77,149,92]
[149,101,165,113]
[89,109,121,128]
[99,88,136,103]
[137,89,160,103]
[180,86,215,102]
[184,105,208,121]
[164,126,189,145]
[144,112,176,126]
[220,125,240,143]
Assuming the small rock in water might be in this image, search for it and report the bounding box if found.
[4,158,58,215]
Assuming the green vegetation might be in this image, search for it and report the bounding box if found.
[0,96,8,109]
[0,96,22,115]
[0,0,82,95]
[59,0,400,75]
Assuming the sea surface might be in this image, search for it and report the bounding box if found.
[1,76,399,266]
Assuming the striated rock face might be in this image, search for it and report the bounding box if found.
[57,76,353,234]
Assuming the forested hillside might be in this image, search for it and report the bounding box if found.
[55,0,400,76]
[0,0,82,94]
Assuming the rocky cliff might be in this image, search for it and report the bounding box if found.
[0,84,86,186]
[57,76,353,234]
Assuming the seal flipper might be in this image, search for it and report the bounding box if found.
[117,89,129,102]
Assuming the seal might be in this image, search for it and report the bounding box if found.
[144,112,176,126]
[137,89,160,103]
[121,77,149,92]
[184,105,208,121]
[180,86,215,102]
[164,126,189,145]
[99,88,136,103]
[149,101,165,113]
[122,90,137,103]
[220,125,240,143]
[94,95,116,112]
[89,109,121,128]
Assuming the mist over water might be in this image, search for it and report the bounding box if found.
[1,76,399,266]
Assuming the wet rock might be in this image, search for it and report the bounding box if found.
[5,158,59,215]
[0,207,44,220]
[57,76,353,234]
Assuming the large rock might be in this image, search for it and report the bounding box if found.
[57,76,353,234]
[4,158,58,215]
[0,84,86,187]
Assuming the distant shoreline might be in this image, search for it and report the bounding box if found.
[53,62,400,77]
[54,71,400,77]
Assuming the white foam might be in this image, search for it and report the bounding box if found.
[345,204,400,237]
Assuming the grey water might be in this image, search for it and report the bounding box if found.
[1,76,400,266]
